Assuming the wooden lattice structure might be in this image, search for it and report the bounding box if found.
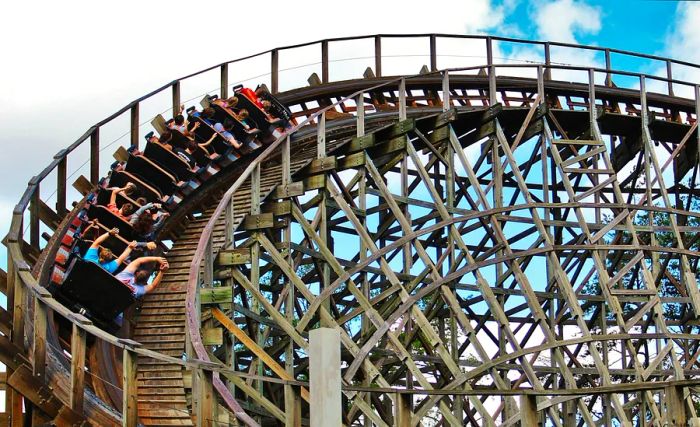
[5,34,700,426]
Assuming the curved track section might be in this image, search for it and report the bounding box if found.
[5,34,700,427]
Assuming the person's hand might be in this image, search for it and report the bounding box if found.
[160,260,169,271]
[153,203,162,210]
[193,122,200,129]
[109,227,119,236]
[128,241,138,249]
[146,242,157,250]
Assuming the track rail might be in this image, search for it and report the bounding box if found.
[5,34,700,426]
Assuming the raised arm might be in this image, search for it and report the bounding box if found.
[130,202,159,224]
[143,260,168,294]
[114,241,137,267]
[89,227,118,249]
[123,256,166,273]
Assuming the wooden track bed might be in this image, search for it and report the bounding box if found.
[131,125,355,425]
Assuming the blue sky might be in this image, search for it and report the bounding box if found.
[1,0,698,269]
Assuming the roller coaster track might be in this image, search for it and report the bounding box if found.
[6,34,700,426]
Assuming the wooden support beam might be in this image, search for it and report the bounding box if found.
[122,347,138,427]
[196,368,214,427]
[520,395,540,426]
[7,364,84,423]
[665,385,687,426]
[200,287,234,304]
[310,328,341,427]
[69,319,88,412]
[394,393,411,427]
[32,295,48,381]
[211,308,310,402]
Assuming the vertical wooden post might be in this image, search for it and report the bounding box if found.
[665,386,687,426]
[544,42,552,81]
[282,135,300,427]
[32,294,48,381]
[122,347,138,427]
[321,41,329,84]
[196,368,214,427]
[29,179,40,248]
[271,49,279,94]
[520,395,540,426]
[309,328,341,427]
[130,103,139,149]
[486,37,496,105]
[374,36,382,77]
[203,236,213,286]
[317,112,331,327]
[70,320,88,412]
[8,257,24,427]
[172,81,181,117]
[393,393,411,427]
[398,79,407,120]
[56,153,67,216]
[90,128,100,185]
[250,163,263,401]
[221,63,229,100]
[429,34,437,72]
[605,48,612,87]
[356,92,371,427]
[442,70,450,111]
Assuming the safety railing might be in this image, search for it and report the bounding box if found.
[6,34,700,425]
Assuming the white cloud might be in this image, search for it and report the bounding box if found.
[654,3,700,98]
[533,0,602,44]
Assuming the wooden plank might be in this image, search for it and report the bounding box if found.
[299,156,337,176]
[302,175,326,191]
[70,323,87,412]
[211,308,310,402]
[123,348,138,427]
[337,152,366,170]
[216,248,251,266]
[262,200,292,216]
[272,182,304,199]
[242,213,275,230]
[200,287,233,305]
[202,328,224,346]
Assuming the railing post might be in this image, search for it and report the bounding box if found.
[309,328,341,427]
[429,34,437,72]
[398,78,407,120]
[544,42,552,81]
[130,102,139,149]
[172,81,181,117]
[321,40,329,84]
[56,153,67,216]
[220,63,229,99]
[29,178,40,248]
[122,346,138,427]
[32,294,49,381]
[486,36,497,105]
[90,128,100,185]
[665,386,688,426]
[271,49,279,94]
[605,48,612,87]
[69,318,89,412]
[356,92,365,137]
[196,368,215,427]
[666,60,674,96]
[374,36,382,77]
[393,392,411,427]
[442,70,450,111]
[520,395,540,426]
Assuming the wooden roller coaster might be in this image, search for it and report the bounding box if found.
[5,34,700,426]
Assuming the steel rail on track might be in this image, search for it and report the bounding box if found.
[7,33,700,425]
